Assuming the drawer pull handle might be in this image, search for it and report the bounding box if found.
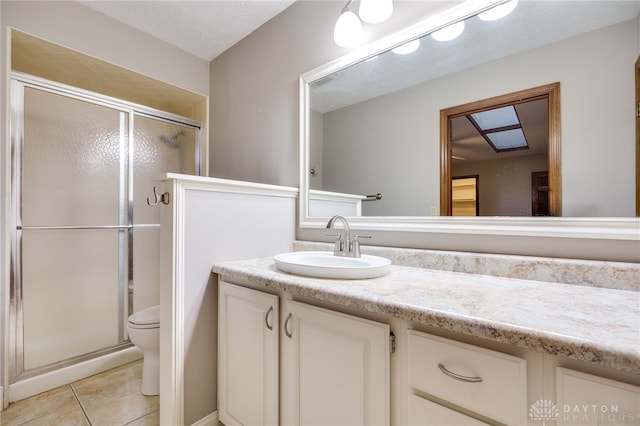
[284,313,293,338]
[265,306,274,330]
[437,363,483,383]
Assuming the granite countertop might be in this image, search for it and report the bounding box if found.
[211,257,640,375]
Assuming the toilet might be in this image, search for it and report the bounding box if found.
[128,305,160,396]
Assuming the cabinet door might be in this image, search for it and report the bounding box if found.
[218,282,279,426]
[555,367,640,426]
[281,300,390,426]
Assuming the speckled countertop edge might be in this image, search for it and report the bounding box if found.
[212,257,640,375]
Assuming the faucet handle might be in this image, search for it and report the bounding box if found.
[327,233,344,254]
[351,235,371,257]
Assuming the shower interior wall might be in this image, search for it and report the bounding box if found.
[1,1,210,408]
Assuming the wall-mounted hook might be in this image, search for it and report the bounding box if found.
[146,186,170,206]
[310,167,319,177]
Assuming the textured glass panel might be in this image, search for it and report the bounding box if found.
[22,229,120,370]
[133,115,196,224]
[22,87,123,226]
[132,226,160,313]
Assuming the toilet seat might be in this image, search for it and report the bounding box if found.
[128,305,160,329]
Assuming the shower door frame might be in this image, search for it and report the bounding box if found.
[8,72,203,384]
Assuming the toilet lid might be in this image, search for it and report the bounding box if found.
[129,305,160,326]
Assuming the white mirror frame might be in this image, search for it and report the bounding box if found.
[299,0,639,242]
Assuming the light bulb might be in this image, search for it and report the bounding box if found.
[431,20,465,42]
[392,39,420,55]
[478,0,518,21]
[359,0,393,24]
[334,9,364,47]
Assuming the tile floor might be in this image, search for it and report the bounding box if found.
[0,360,159,426]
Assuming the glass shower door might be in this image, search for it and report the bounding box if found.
[11,76,201,382]
[17,85,127,372]
[130,115,198,314]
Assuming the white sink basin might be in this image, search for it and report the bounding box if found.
[274,251,391,279]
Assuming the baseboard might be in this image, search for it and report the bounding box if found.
[191,410,219,426]
[8,346,142,403]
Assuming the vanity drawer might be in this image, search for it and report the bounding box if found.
[408,393,490,425]
[407,330,527,425]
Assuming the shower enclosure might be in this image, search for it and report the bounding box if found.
[9,73,202,384]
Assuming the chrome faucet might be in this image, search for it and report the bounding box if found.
[326,215,366,258]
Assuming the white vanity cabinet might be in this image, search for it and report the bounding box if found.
[407,329,528,425]
[555,367,640,426]
[218,282,279,426]
[214,256,640,426]
[218,281,391,426]
[281,300,390,425]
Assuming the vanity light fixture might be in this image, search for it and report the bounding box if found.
[478,0,519,21]
[431,20,465,42]
[334,0,364,47]
[359,0,393,24]
[392,39,420,55]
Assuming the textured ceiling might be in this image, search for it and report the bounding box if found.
[78,0,296,61]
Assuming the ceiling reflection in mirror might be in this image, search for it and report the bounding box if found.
[306,1,639,218]
[450,97,550,217]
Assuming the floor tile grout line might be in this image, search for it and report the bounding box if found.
[69,383,93,426]
[122,409,160,426]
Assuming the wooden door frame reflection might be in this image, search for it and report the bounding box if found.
[440,83,561,216]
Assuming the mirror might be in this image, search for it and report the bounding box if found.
[302,0,639,224]
[442,83,561,217]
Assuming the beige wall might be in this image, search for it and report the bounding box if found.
[453,155,549,216]
[208,0,451,187]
